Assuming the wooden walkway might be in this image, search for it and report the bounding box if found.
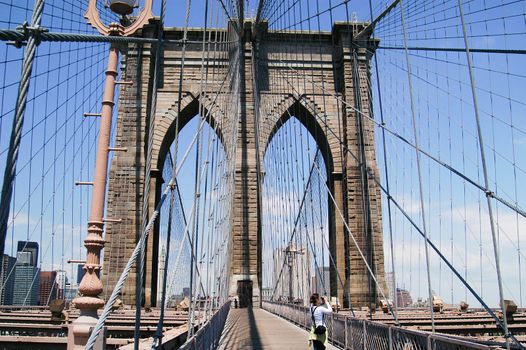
[218,308,338,350]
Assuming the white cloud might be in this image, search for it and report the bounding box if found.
[384,200,526,308]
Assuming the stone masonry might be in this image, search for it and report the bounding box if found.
[102,20,385,308]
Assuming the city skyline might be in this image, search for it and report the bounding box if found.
[0,241,77,306]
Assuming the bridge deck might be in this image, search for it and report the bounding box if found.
[218,308,338,350]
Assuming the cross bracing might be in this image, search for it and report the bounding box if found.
[0,0,525,349]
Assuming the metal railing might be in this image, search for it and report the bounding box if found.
[262,301,497,350]
[178,302,231,350]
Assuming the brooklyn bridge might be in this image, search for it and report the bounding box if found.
[0,0,524,349]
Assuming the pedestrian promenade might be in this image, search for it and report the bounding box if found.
[218,308,338,350]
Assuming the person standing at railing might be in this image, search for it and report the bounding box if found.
[309,293,332,350]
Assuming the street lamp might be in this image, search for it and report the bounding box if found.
[85,0,153,36]
[284,245,305,303]
[107,0,137,16]
[67,2,153,350]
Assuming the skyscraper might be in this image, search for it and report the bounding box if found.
[385,271,395,301]
[16,251,32,265]
[312,266,331,296]
[55,270,67,300]
[396,288,413,308]
[157,246,166,305]
[39,271,58,306]
[77,264,85,284]
[0,254,16,305]
[17,241,39,267]
[13,265,40,305]
[13,241,40,305]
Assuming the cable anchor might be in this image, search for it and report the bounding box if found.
[8,21,48,48]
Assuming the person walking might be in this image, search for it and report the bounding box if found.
[308,293,333,350]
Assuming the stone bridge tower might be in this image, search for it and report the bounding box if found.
[102,20,386,309]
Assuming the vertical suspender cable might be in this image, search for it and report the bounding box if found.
[456,0,511,347]
[134,1,166,347]
[398,0,435,332]
[367,0,399,317]
[189,0,211,330]
[151,180,175,350]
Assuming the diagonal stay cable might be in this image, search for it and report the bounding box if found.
[399,0,435,331]
[279,84,524,350]
[274,62,526,220]
[0,0,45,262]
[310,158,400,324]
[457,0,511,346]
[269,150,318,302]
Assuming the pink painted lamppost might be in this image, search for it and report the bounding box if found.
[67,1,153,349]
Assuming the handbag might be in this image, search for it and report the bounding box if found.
[311,306,327,335]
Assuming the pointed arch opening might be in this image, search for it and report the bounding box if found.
[261,99,341,306]
[145,96,228,307]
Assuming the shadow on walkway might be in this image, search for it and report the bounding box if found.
[217,307,338,349]
[217,307,263,349]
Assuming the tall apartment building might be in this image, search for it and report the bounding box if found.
[0,254,16,305]
[17,241,39,266]
[12,241,40,306]
[13,265,40,305]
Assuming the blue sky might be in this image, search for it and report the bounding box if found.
[0,0,525,309]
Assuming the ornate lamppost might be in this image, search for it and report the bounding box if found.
[67,2,153,349]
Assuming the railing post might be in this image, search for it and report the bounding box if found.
[350,319,354,350]
[344,317,348,350]
[388,326,393,350]
[352,319,355,350]
[427,335,432,350]
[363,321,367,350]
[303,309,310,330]
[330,314,334,345]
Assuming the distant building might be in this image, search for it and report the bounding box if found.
[261,287,273,301]
[17,241,38,267]
[13,265,40,305]
[64,282,78,301]
[385,272,395,301]
[273,245,311,305]
[0,254,16,305]
[157,246,166,305]
[396,288,413,308]
[39,271,58,305]
[312,266,331,295]
[55,270,67,300]
[182,287,190,297]
[16,251,32,266]
[13,241,40,305]
[77,265,85,284]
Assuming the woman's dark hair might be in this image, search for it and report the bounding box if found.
[310,293,320,305]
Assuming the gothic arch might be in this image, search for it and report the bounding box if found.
[261,95,339,175]
[145,92,227,306]
[152,92,227,173]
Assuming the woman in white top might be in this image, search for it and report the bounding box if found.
[308,293,333,350]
